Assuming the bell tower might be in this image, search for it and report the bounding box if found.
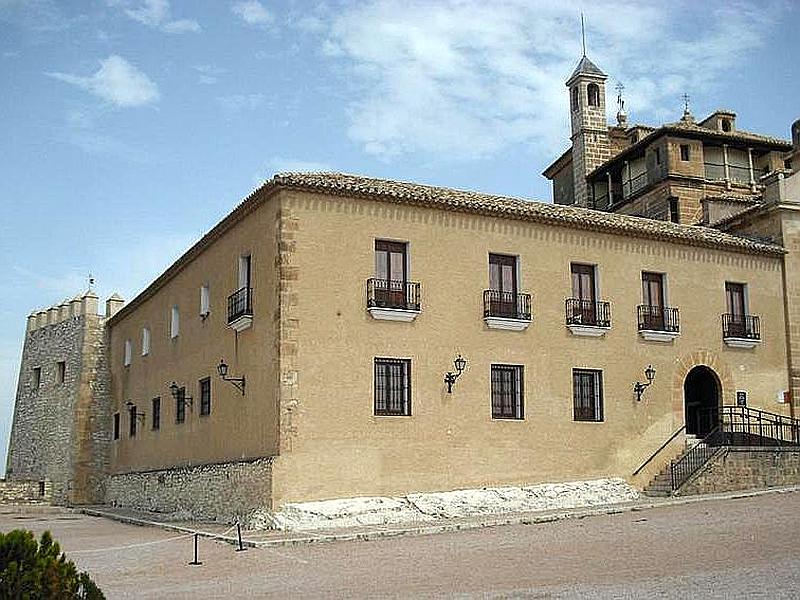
[566,54,610,207]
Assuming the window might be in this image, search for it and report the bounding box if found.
[571,86,579,111]
[374,240,408,307]
[152,397,161,430]
[488,253,518,317]
[491,364,524,419]
[175,387,186,424]
[669,197,680,224]
[680,144,691,161]
[124,339,132,366]
[141,328,150,356]
[587,83,600,107]
[113,413,120,440]
[573,369,603,422]
[56,361,66,384]
[654,147,662,165]
[200,284,210,317]
[721,118,732,132]
[641,271,666,329]
[199,377,211,416]
[238,255,252,290]
[170,306,180,339]
[128,403,137,437]
[374,358,411,416]
[570,263,597,324]
[32,367,41,390]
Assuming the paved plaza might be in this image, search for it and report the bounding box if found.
[2,491,799,598]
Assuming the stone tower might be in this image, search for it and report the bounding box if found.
[5,290,122,505]
[566,55,611,207]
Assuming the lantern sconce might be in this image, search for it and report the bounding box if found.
[169,381,194,410]
[634,364,656,401]
[217,358,246,395]
[444,354,467,394]
[124,401,146,423]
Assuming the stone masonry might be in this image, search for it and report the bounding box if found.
[5,291,118,505]
[679,448,800,495]
[104,457,273,527]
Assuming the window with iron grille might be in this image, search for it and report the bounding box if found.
[374,358,411,416]
[128,403,137,437]
[113,413,120,440]
[199,377,211,416]
[176,387,186,424]
[491,364,524,419]
[573,369,603,422]
[152,397,161,430]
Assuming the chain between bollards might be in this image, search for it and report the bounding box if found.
[189,532,202,566]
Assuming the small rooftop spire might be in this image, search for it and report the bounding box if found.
[681,93,694,123]
[615,81,627,126]
[87,272,95,292]
[581,12,587,57]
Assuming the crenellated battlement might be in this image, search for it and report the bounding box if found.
[25,291,125,333]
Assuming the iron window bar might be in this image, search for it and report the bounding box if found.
[721,313,760,340]
[565,298,611,328]
[366,278,421,311]
[227,286,253,324]
[637,305,680,332]
[483,290,531,320]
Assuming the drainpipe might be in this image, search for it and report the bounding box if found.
[607,171,613,205]
[748,147,756,192]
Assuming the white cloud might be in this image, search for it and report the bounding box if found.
[298,0,785,161]
[109,0,201,34]
[231,0,273,27]
[47,55,159,108]
[217,93,266,112]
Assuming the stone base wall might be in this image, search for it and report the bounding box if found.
[679,448,800,495]
[104,458,273,525]
[0,479,53,505]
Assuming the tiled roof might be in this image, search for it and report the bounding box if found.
[663,119,792,147]
[108,172,784,326]
[567,55,606,81]
[704,193,762,205]
[274,172,783,256]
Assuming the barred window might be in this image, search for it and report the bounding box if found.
[374,358,411,416]
[152,397,161,430]
[176,387,186,424]
[199,377,211,416]
[113,413,120,440]
[573,369,604,422]
[491,364,524,419]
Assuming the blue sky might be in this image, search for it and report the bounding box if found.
[1,0,798,471]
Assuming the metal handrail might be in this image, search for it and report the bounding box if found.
[227,287,252,323]
[632,425,686,477]
[670,426,726,490]
[722,314,761,340]
[366,278,421,311]
[483,290,531,321]
[637,305,680,333]
[565,298,611,328]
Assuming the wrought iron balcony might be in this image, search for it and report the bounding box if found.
[637,305,680,333]
[483,290,531,321]
[366,278,420,312]
[227,287,253,331]
[722,313,760,346]
[565,298,611,328]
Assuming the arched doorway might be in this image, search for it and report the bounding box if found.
[684,366,721,436]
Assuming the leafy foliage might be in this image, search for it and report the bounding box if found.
[0,529,104,599]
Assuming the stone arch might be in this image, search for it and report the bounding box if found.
[671,350,735,427]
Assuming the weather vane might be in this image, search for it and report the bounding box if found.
[88,272,95,291]
[615,82,625,111]
[682,93,691,113]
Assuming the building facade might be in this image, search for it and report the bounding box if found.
[5,53,800,524]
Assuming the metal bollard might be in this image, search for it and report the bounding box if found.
[236,522,246,552]
[189,533,202,565]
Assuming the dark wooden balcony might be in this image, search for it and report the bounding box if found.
[722,314,760,340]
[565,298,611,328]
[637,305,680,333]
[227,286,253,330]
[366,278,420,312]
[483,290,531,321]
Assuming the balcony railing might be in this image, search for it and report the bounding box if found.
[722,313,760,340]
[227,286,253,324]
[637,305,680,332]
[565,299,611,328]
[366,278,420,311]
[483,290,531,321]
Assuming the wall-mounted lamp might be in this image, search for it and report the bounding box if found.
[169,381,194,410]
[124,401,146,423]
[634,364,656,401]
[217,359,246,395]
[444,354,467,393]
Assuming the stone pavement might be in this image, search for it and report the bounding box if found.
[77,483,800,548]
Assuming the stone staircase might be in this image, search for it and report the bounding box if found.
[643,436,709,497]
